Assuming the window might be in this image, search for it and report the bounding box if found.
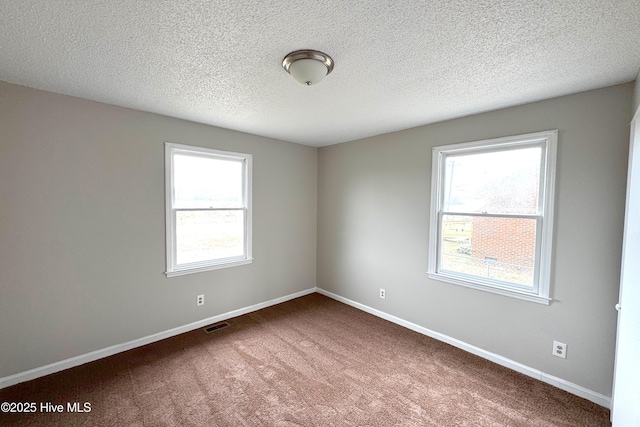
[428,130,557,304]
[165,143,252,277]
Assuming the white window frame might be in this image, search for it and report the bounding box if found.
[165,142,253,277]
[427,130,557,304]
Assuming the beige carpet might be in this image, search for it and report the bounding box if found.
[0,293,610,426]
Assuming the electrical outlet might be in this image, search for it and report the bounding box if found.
[552,341,567,359]
[197,295,204,306]
[379,288,386,299]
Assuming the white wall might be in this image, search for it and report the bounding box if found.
[634,68,640,114]
[0,81,317,378]
[317,84,633,397]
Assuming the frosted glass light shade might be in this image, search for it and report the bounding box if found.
[282,50,334,86]
[288,59,329,85]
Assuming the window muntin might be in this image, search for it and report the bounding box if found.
[428,131,557,304]
[165,143,252,277]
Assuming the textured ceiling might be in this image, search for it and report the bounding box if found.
[1,1,639,147]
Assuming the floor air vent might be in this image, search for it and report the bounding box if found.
[204,322,229,333]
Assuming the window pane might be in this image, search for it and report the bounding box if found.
[443,147,541,215]
[174,154,243,208]
[440,215,536,287]
[176,210,244,265]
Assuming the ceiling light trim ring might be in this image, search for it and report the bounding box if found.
[282,49,334,75]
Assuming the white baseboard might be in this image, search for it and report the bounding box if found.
[0,288,316,390]
[316,287,612,409]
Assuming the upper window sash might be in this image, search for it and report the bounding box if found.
[439,142,545,216]
[170,149,247,210]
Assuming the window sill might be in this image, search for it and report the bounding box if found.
[427,272,551,305]
[166,258,253,277]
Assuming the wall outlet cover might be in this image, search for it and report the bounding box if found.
[553,341,567,359]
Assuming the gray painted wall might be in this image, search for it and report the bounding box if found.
[1,79,634,398]
[317,84,632,396]
[0,81,317,378]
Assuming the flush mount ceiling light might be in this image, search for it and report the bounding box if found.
[282,50,334,86]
